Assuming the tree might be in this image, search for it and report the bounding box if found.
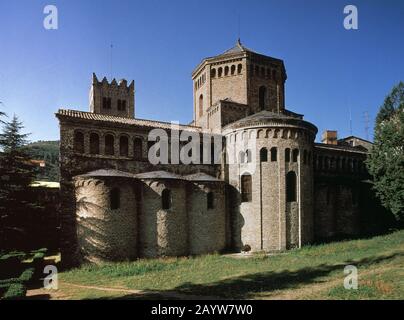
[0,115,36,248]
[366,82,404,221]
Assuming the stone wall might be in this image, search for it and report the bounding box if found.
[187,181,226,255]
[75,176,137,263]
[224,121,316,252]
[313,144,368,239]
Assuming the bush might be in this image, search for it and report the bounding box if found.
[2,283,26,300]
[0,268,34,285]
[19,268,35,283]
[33,252,45,260]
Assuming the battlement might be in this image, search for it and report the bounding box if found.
[90,73,135,118]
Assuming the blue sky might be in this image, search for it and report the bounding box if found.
[0,0,403,142]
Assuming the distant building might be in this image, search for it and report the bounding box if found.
[56,40,376,266]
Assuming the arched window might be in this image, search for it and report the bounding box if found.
[224,66,229,76]
[255,65,259,75]
[286,171,297,202]
[239,151,245,163]
[199,94,204,117]
[266,68,271,78]
[272,69,277,80]
[259,86,266,110]
[105,134,115,156]
[261,67,265,77]
[292,149,299,162]
[89,133,100,155]
[246,149,252,163]
[162,189,171,210]
[237,64,242,74]
[270,147,277,161]
[134,138,143,160]
[218,67,223,77]
[207,192,214,209]
[260,148,268,162]
[211,68,216,78]
[231,65,235,75]
[74,131,84,153]
[110,188,120,210]
[241,174,252,202]
[120,136,129,157]
[285,148,290,162]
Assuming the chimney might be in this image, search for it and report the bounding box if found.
[321,130,338,145]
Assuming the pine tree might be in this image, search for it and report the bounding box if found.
[366,82,404,221]
[0,115,36,247]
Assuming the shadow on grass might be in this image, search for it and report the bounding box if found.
[86,252,402,300]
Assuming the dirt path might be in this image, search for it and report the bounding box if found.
[26,281,222,300]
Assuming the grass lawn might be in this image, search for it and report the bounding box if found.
[54,230,404,300]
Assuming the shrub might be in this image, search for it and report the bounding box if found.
[2,283,26,300]
[33,252,45,260]
[19,268,35,283]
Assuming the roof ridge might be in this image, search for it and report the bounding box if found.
[56,109,202,131]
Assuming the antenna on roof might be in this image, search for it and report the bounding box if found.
[349,107,352,136]
[364,111,370,140]
[110,43,113,80]
[237,14,241,43]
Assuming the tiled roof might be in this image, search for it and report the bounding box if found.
[220,39,257,56]
[224,110,304,128]
[75,169,135,178]
[184,172,222,182]
[134,170,184,180]
[56,109,201,132]
[314,143,369,154]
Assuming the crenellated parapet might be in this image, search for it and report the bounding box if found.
[90,73,135,119]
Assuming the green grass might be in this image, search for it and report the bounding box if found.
[59,230,404,300]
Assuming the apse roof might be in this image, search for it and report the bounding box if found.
[133,170,183,180]
[184,172,222,182]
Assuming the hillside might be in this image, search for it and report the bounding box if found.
[26,140,60,182]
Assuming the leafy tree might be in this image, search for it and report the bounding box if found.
[366,82,404,221]
[0,115,36,248]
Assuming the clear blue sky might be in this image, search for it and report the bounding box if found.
[0,0,403,142]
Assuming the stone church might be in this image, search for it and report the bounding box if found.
[56,40,373,266]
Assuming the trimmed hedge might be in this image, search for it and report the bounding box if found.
[19,268,35,283]
[3,283,26,300]
[32,248,48,254]
[33,252,45,260]
[0,267,35,285]
[0,251,26,261]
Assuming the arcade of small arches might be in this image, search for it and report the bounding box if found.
[73,130,144,160]
[313,155,366,173]
[73,129,221,164]
[210,63,243,79]
[249,64,278,80]
[237,147,312,165]
[227,128,314,142]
